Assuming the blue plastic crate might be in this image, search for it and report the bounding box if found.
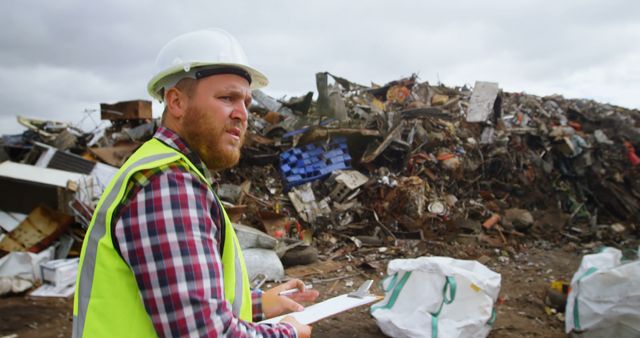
[279,137,351,190]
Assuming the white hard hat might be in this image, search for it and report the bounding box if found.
[147,28,268,101]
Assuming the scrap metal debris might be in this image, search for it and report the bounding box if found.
[0,72,638,336]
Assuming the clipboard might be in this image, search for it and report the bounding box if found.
[259,280,382,325]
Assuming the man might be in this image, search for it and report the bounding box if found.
[73,28,318,337]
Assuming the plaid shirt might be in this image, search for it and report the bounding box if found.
[113,127,296,337]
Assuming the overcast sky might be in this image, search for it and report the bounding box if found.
[1,0,639,135]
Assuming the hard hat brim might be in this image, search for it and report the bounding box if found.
[147,62,269,102]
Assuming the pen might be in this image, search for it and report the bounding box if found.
[278,284,313,296]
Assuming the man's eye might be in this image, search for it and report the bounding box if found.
[219,96,232,102]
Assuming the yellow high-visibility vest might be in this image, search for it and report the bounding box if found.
[72,138,252,338]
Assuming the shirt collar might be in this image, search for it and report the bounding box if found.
[153,126,213,183]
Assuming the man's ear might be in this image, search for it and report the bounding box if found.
[164,87,188,120]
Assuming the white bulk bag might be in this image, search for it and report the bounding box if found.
[565,247,640,337]
[371,256,501,338]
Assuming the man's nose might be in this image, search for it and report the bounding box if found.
[231,100,248,122]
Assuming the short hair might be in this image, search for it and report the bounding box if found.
[160,77,198,126]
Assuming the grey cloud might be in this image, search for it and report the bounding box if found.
[0,0,639,135]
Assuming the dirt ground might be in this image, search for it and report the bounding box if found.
[0,243,612,338]
[309,243,581,338]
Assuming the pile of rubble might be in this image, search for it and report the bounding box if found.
[0,100,153,295]
[1,72,639,296]
[231,73,640,253]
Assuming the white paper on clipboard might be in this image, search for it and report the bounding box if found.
[259,294,381,325]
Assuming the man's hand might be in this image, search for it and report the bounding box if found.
[281,316,312,338]
[262,279,320,319]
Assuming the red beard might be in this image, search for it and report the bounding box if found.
[182,104,245,171]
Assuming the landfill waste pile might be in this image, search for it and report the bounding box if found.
[0,72,639,337]
[225,73,640,249]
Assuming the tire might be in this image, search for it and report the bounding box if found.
[281,245,319,267]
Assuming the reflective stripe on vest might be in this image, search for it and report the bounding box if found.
[219,194,252,320]
[73,138,252,338]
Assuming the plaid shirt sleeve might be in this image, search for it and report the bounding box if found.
[114,166,296,337]
[252,289,265,322]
